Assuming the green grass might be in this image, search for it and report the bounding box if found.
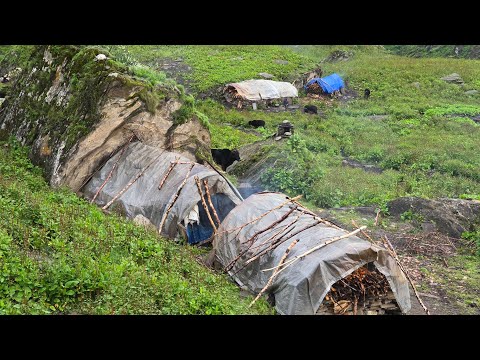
[188,46,480,209]
[0,139,272,315]
[126,45,317,93]
[420,253,479,313]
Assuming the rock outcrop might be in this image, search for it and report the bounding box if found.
[0,45,211,191]
[440,73,464,85]
[387,197,480,238]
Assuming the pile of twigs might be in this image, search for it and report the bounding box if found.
[402,232,457,257]
[317,264,401,315]
[306,82,324,95]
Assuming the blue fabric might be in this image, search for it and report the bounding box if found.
[186,223,214,244]
[305,73,344,94]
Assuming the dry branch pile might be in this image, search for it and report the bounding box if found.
[402,232,457,257]
[305,82,324,95]
[316,264,401,315]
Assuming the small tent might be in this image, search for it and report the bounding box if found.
[84,142,243,244]
[224,79,298,102]
[213,192,411,315]
[305,73,344,94]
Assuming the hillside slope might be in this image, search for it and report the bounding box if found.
[385,45,480,59]
[0,139,271,314]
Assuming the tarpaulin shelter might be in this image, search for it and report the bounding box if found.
[84,142,243,244]
[224,79,298,102]
[305,73,344,94]
[213,192,411,315]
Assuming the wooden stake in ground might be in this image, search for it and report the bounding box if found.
[91,134,135,204]
[249,239,299,308]
[382,235,430,315]
[158,163,195,234]
[158,157,180,190]
[194,176,217,234]
[352,220,377,245]
[374,209,381,227]
[102,150,164,211]
[203,179,221,226]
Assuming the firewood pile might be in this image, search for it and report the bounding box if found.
[306,82,324,95]
[316,263,402,315]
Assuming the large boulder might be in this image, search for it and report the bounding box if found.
[387,197,480,238]
[441,73,464,85]
[0,46,210,191]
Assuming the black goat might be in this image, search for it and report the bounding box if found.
[248,120,266,128]
[211,148,241,171]
[364,88,371,99]
[304,105,317,114]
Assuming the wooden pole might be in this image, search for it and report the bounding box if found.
[248,211,304,252]
[249,239,299,308]
[102,150,164,211]
[91,134,135,204]
[383,235,430,315]
[352,220,377,245]
[158,157,179,190]
[203,179,221,227]
[158,163,195,234]
[290,199,344,231]
[262,226,367,274]
[224,205,298,272]
[194,176,217,233]
[217,195,302,236]
[244,220,323,266]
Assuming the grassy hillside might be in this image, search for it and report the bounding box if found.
[101,45,480,209]
[1,45,479,315]
[0,139,271,315]
[125,45,318,93]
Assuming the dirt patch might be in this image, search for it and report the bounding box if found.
[366,115,389,121]
[155,57,193,93]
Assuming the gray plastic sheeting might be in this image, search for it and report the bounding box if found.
[213,192,411,315]
[84,142,242,240]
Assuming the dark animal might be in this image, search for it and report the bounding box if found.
[364,88,371,99]
[304,105,317,114]
[211,148,241,171]
[248,120,266,128]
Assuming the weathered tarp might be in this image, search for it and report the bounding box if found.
[84,142,242,244]
[305,73,344,94]
[224,80,298,101]
[213,192,411,315]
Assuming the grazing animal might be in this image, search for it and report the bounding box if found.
[364,88,371,100]
[211,148,241,171]
[248,120,266,128]
[303,105,318,114]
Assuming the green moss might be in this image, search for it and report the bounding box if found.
[173,94,195,125]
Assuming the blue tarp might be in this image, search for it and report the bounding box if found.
[305,73,344,94]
